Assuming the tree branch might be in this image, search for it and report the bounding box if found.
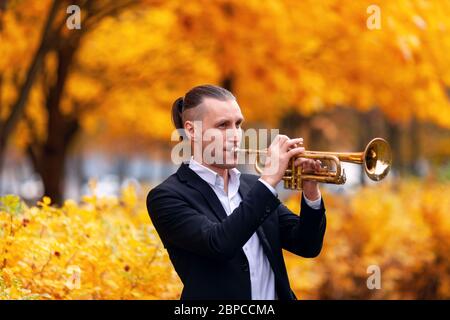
[0,0,59,144]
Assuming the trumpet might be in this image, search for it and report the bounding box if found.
[234,137,392,190]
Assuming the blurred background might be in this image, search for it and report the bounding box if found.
[0,0,449,299]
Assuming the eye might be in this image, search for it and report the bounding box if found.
[217,122,227,129]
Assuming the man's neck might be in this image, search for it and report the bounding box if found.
[192,156,229,194]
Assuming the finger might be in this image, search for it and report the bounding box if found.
[310,160,320,171]
[294,157,311,166]
[315,160,322,171]
[300,159,318,171]
[271,135,280,146]
[293,158,315,172]
[271,134,287,147]
[278,135,290,147]
[284,138,304,151]
[301,159,316,170]
[287,147,305,158]
[293,157,310,167]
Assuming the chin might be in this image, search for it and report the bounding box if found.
[215,157,238,169]
[219,163,238,169]
[205,152,238,169]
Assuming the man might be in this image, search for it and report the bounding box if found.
[147,84,326,300]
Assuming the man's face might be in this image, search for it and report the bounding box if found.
[192,97,244,168]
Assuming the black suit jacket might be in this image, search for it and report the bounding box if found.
[146,163,326,300]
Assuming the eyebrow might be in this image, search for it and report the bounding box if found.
[215,117,244,125]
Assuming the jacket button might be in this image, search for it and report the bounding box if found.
[241,264,249,272]
[265,206,271,213]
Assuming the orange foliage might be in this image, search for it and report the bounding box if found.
[1,179,449,299]
[0,183,182,299]
[284,179,450,299]
[1,0,450,152]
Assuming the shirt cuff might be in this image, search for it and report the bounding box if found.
[303,191,322,210]
[258,178,278,197]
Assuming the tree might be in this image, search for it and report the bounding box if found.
[1,0,165,203]
[0,0,59,184]
[2,0,450,202]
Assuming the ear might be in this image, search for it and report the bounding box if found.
[184,120,195,141]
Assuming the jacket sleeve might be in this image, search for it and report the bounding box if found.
[278,194,326,258]
[146,180,281,261]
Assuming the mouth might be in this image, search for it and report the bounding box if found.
[224,146,238,153]
[223,148,239,162]
[223,149,238,157]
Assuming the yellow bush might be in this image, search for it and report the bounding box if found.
[284,179,450,299]
[1,179,449,299]
[0,185,182,300]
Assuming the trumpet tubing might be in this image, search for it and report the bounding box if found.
[235,137,392,190]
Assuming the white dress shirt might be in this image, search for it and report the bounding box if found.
[188,157,321,300]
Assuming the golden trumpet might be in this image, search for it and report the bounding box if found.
[234,137,392,190]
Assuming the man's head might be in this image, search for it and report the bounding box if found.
[171,84,244,169]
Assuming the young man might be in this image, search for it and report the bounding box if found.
[147,84,326,300]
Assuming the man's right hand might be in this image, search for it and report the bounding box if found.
[260,135,305,189]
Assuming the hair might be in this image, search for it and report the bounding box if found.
[171,84,236,140]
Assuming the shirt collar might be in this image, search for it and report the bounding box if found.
[188,157,241,195]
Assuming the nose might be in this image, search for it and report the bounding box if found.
[224,126,241,151]
[229,126,241,144]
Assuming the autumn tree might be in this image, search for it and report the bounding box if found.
[163,0,450,174]
[2,0,450,202]
[0,0,59,180]
[2,0,167,203]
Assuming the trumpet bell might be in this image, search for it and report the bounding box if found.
[363,138,392,181]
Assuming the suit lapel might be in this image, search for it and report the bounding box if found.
[177,163,228,222]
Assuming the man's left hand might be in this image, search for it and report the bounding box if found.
[293,157,322,201]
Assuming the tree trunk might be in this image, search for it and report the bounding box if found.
[357,110,374,185]
[0,139,5,194]
[0,0,59,189]
[409,116,421,176]
[279,109,311,143]
[28,118,79,204]
[22,1,140,204]
[27,33,82,204]
[0,0,58,148]
[386,120,403,175]
[40,144,68,204]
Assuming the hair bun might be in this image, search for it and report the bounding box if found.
[177,97,184,113]
[171,97,185,139]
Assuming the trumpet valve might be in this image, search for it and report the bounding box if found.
[337,169,347,184]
